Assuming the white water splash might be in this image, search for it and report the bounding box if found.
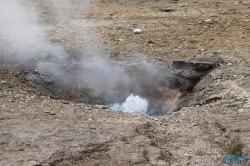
[109,94,149,114]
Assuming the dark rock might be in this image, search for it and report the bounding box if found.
[166,55,224,92]
[163,55,224,111]
[181,68,203,78]
[148,40,154,44]
[159,8,175,12]
[171,0,179,3]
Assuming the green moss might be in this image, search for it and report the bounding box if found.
[228,143,243,155]
[195,150,206,156]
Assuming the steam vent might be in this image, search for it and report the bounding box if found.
[27,55,223,115]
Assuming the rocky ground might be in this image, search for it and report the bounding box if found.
[0,0,250,165]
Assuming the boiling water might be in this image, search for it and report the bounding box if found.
[109,94,149,114]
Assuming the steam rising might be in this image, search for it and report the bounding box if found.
[0,0,170,114]
[0,0,67,63]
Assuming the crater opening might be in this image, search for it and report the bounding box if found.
[26,55,223,115]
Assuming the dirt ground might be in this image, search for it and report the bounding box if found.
[0,0,250,165]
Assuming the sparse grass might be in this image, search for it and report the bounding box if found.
[137,49,143,53]
[176,37,184,41]
[160,149,167,159]
[212,47,219,54]
[26,100,32,106]
[165,144,180,150]
[160,149,172,160]
[224,135,244,155]
[195,150,206,156]
[171,131,179,136]
[228,143,243,155]
[143,148,150,161]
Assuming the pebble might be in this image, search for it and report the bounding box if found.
[49,112,56,115]
[204,19,213,23]
[171,0,178,3]
[23,160,41,166]
[238,109,244,112]
[134,29,142,34]
[210,14,218,17]
[159,8,175,12]
[243,104,250,108]
[95,105,108,109]
[186,154,192,160]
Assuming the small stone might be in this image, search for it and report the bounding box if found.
[171,0,178,3]
[159,8,175,12]
[23,160,40,166]
[148,40,154,44]
[95,105,108,109]
[186,154,192,160]
[49,112,56,115]
[157,160,169,166]
[134,29,142,34]
[210,14,218,17]
[243,104,250,108]
[227,63,232,66]
[204,19,213,23]
[62,101,69,104]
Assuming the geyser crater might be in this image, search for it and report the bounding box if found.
[26,55,223,115]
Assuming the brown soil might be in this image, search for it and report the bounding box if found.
[0,0,250,165]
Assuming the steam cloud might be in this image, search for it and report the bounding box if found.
[0,0,67,64]
[0,0,170,114]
